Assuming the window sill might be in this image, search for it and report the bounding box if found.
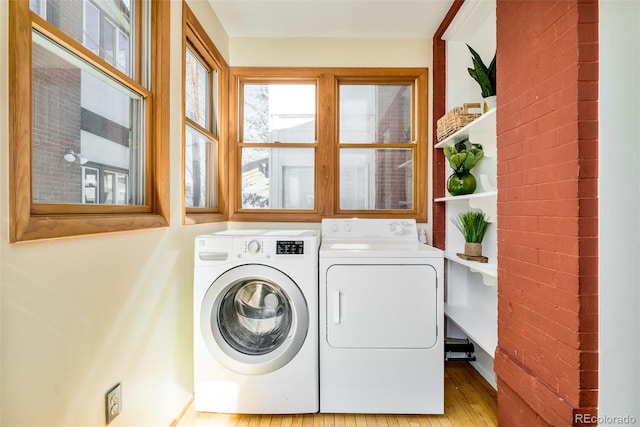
[11,213,169,243]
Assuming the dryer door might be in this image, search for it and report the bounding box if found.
[201,264,309,375]
[326,264,437,349]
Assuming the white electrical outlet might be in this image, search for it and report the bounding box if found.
[105,383,122,425]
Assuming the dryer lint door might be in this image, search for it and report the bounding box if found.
[326,264,437,349]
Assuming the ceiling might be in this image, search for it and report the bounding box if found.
[207,0,455,39]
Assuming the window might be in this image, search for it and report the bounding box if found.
[229,69,428,222]
[183,4,228,224]
[240,82,316,210]
[338,82,415,211]
[9,0,170,241]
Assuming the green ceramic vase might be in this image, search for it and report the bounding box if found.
[447,172,477,196]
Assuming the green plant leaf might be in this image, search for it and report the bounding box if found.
[467,44,489,75]
[443,145,458,159]
[462,152,476,171]
[448,153,468,173]
[452,210,490,243]
[466,44,496,97]
[465,148,484,170]
[444,144,484,173]
[488,54,496,93]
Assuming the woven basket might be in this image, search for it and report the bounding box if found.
[436,103,482,141]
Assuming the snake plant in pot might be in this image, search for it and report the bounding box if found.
[467,44,496,111]
[452,210,491,258]
[443,139,484,196]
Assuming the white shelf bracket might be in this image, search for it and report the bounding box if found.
[469,268,498,287]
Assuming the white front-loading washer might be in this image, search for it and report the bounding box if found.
[319,219,444,414]
[194,230,319,414]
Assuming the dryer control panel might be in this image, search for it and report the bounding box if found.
[321,218,418,240]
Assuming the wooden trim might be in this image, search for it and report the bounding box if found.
[133,0,143,84]
[416,69,429,222]
[227,71,240,218]
[30,13,151,99]
[316,73,336,217]
[8,0,33,243]
[184,4,228,70]
[228,67,429,223]
[8,0,170,242]
[182,2,229,225]
[150,0,171,224]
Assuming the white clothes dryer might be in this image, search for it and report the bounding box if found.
[319,219,444,414]
[194,230,320,414]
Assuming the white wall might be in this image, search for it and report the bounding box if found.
[0,2,435,426]
[0,1,226,425]
[442,0,496,110]
[230,37,431,67]
[599,1,640,424]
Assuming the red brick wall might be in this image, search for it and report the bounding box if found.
[494,0,598,425]
[32,43,83,203]
[31,0,84,203]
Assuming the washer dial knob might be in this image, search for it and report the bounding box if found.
[247,240,261,254]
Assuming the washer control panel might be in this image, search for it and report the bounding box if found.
[239,238,306,258]
[276,240,305,255]
[195,230,319,264]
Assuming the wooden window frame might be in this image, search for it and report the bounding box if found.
[182,4,228,225]
[8,0,170,242]
[228,67,428,223]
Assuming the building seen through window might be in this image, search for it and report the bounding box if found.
[30,0,141,206]
[238,80,416,211]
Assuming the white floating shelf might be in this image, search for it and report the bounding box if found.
[434,190,497,203]
[443,251,497,286]
[445,303,497,355]
[435,107,496,149]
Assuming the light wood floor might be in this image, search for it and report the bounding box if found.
[175,362,497,427]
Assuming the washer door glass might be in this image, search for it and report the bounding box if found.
[200,264,309,375]
[218,279,292,355]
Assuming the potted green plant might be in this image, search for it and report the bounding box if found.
[466,44,496,111]
[452,210,490,259]
[443,139,484,196]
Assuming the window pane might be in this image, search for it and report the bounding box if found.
[31,0,134,77]
[84,2,100,55]
[103,19,116,64]
[117,30,129,73]
[32,30,145,205]
[185,48,210,130]
[339,148,413,210]
[185,125,216,208]
[82,166,99,203]
[242,147,314,209]
[339,84,412,143]
[242,84,316,143]
[103,171,129,205]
